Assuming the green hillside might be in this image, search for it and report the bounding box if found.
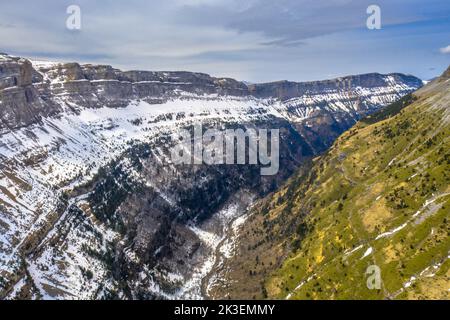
[212,67,450,300]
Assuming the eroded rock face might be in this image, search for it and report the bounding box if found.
[247,73,423,100]
[0,56,38,88]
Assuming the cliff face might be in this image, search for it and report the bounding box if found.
[0,53,423,299]
[248,73,423,100]
[439,65,450,81]
[1,53,423,132]
[0,55,58,131]
[0,53,424,159]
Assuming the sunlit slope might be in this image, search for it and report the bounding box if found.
[264,68,450,299]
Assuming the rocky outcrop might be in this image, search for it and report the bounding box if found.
[0,55,60,131]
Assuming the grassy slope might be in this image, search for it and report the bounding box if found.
[213,69,450,300]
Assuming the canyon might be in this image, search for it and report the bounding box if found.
[0,53,423,299]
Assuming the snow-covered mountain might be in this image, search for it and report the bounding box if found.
[0,53,423,299]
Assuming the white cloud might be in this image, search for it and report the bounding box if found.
[0,0,448,82]
[439,45,450,54]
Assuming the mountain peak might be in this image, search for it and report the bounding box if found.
[440,65,450,80]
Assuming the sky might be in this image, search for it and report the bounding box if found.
[0,0,449,82]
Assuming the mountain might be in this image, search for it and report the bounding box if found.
[0,53,423,299]
[209,66,450,300]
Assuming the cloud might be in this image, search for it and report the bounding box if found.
[440,45,450,54]
[0,0,449,82]
[260,39,306,47]
[174,0,450,46]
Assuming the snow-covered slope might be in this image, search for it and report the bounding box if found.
[0,53,423,299]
